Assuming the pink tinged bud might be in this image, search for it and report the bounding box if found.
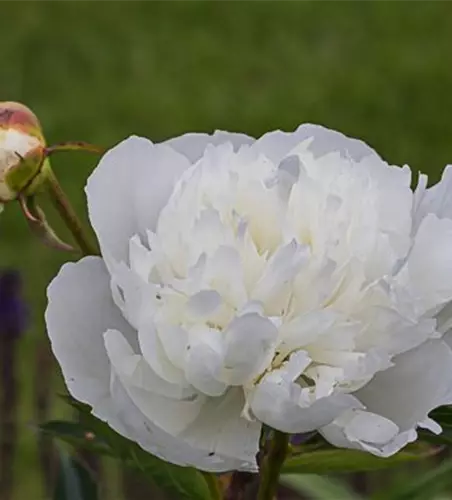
[0,102,46,202]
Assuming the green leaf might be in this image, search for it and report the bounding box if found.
[381,455,452,500]
[46,397,215,500]
[280,474,363,500]
[419,405,452,447]
[281,443,434,474]
[40,421,112,456]
[429,405,452,425]
[418,406,452,446]
[54,448,98,500]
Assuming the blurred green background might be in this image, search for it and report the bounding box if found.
[1,2,452,499]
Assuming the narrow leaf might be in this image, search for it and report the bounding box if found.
[49,398,213,500]
[280,474,363,500]
[382,455,452,500]
[281,444,435,474]
[40,420,112,456]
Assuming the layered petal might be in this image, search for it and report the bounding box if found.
[106,329,260,471]
[322,340,452,456]
[414,165,452,226]
[109,373,256,471]
[321,409,417,457]
[45,257,135,420]
[249,351,360,433]
[165,130,254,163]
[180,389,261,470]
[252,124,381,164]
[394,214,452,315]
[86,136,190,262]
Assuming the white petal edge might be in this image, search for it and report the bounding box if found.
[322,340,452,457]
[249,350,361,433]
[164,130,254,164]
[252,124,382,164]
[86,136,190,262]
[106,331,260,471]
[109,372,256,472]
[45,256,135,421]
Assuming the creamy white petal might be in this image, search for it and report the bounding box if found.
[165,130,254,164]
[155,323,189,370]
[185,326,228,397]
[395,214,452,315]
[249,351,361,433]
[253,124,381,164]
[414,165,452,225]
[187,290,223,317]
[180,389,260,469]
[86,136,190,262]
[321,409,417,457]
[323,340,452,457]
[251,240,309,313]
[220,313,279,385]
[45,257,135,419]
[106,330,259,471]
[357,340,452,433]
[138,321,186,385]
[109,373,251,472]
[104,328,193,400]
[105,329,203,435]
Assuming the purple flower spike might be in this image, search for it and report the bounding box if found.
[0,270,28,339]
[290,432,317,446]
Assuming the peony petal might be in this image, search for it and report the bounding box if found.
[356,339,452,434]
[414,165,452,226]
[45,257,135,420]
[165,130,254,164]
[156,323,189,370]
[187,290,222,318]
[220,313,279,385]
[105,329,203,435]
[251,240,309,314]
[249,350,361,433]
[253,124,381,164]
[321,409,417,457]
[138,321,186,385]
[86,136,190,262]
[106,331,259,471]
[180,388,260,468]
[134,143,191,237]
[103,328,194,400]
[395,213,452,315]
[185,325,228,397]
[109,373,252,471]
[324,339,452,457]
[46,258,230,470]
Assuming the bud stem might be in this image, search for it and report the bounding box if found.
[45,142,105,156]
[257,430,289,500]
[45,168,99,256]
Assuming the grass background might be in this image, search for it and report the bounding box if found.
[1,2,452,498]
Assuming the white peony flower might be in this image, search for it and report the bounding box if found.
[46,125,452,472]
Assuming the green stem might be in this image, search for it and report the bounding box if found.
[257,431,289,500]
[201,472,223,500]
[45,166,99,256]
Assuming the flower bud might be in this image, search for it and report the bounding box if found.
[0,102,46,202]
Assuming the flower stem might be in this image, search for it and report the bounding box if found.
[257,430,289,500]
[45,166,99,256]
[201,472,223,500]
